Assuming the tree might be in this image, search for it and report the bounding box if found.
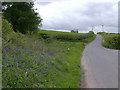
[2,2,42,34]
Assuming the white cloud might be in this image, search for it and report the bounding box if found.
[34,0,119,33]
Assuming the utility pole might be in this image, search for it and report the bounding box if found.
[92,26,94,31]
[102,25,104,32]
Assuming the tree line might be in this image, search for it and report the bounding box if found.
[2,2,42,34]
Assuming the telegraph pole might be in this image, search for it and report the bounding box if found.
[92,26,94,31]
[102,25,104,32]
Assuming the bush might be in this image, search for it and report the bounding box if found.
[54,33,94,41]
[40,33,50,39]
[2,19,16,48]
[89,31,94,34]
[97,32,106,36]
[2,19,15,41]
[102,34,120,49]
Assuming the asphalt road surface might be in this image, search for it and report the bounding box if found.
[81,34,118,88]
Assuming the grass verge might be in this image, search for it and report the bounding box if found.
[2,19,96,88]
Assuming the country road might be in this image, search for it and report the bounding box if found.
[81,34,118,88]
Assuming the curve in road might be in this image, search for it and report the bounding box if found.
[81,34,118,88]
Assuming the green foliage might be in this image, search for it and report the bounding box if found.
[40,33,50,39]
[2,21,96,88]
[97,31,119,49]
[102,34,120,50]
[89,31,94,34]
[2,19,46,52]
[38,30,95,41]
[3,2,42,34]
[2,19,14,39]
[54,34,87,41]
[2,19,16,48]
[54,33,95,41]
[2,48,57,88]
[2,19,59,88]
[97,32,106,36]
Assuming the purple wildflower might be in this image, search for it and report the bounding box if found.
[4,75,6,77]
[23,48,25,51]
[50,53,54,55]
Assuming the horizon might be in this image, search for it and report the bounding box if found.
[34,0,118,33]
[39,27,119,34]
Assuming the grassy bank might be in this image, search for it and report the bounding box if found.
[97,32,120,50]
[2,19,96,88]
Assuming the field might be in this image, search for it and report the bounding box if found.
[38,30,94,41]
[2,19,96,88]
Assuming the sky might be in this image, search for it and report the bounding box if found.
[34,0,119,33]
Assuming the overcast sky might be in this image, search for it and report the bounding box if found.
[34,0,119,33]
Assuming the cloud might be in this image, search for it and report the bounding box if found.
[34,0,119,33]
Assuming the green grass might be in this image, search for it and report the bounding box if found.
[38,29,94,41]
[53,41,84,88]
[2,19,96,88]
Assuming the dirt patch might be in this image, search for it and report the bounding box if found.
[80,65,87,88]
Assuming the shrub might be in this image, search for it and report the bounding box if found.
[102,34,120,49]
[2,19,15,41]
[97,32,106,36]
[89,31,94,34]
[40,33,50,39]
[54,33,94,41]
